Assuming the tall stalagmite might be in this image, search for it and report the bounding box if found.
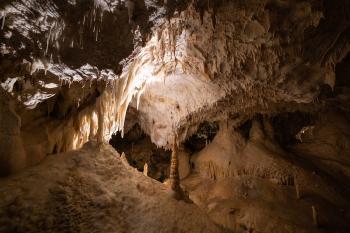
[169,135,183,200]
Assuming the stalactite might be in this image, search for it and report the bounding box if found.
[136,83,146,110]
[45,25,53,56]
[126,0,135,24]
[1,12,6,30]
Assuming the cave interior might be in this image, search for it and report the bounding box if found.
[0,0,350,233]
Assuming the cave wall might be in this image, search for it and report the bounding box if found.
[133,0,349,147]
[0,0,349,175]
[0,0,170,175]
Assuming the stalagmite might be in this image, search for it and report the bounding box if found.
[120,152,130,167]
[0,1,349,232]
[169,135,184,200]
[143,163,148,176]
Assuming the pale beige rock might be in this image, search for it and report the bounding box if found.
[178,147,190,179]
[0,143,226,233]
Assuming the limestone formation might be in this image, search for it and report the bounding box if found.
[0,0,350,232]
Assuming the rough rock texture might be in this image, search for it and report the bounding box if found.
[1,0,350,172]
[183,116,350,233]
[0,0,350,232]
[0,142,227,233]
[0,0,167,173]
[291,111,350,187]
[134,0,349,147]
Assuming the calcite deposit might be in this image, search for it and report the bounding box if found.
[0,0,349,232]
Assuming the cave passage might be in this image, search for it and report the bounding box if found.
[1,0,350,233]
[110,124,172,182]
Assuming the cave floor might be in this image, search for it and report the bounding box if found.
[0,142,227,233]
[1,135,350,233]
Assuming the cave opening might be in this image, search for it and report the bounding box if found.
[109,120,220,183]
[271,111,317,147]
[183,121,219,154]
[110,123,171,182]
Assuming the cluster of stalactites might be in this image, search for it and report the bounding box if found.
[46,64,145,152]
[69,63,147,150]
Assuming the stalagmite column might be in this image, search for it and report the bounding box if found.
[143,163,148,176]
[169,135,183,200]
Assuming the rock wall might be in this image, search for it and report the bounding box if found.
[0,0,349,175]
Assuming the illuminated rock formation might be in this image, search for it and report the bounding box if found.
[0,0,350,232]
